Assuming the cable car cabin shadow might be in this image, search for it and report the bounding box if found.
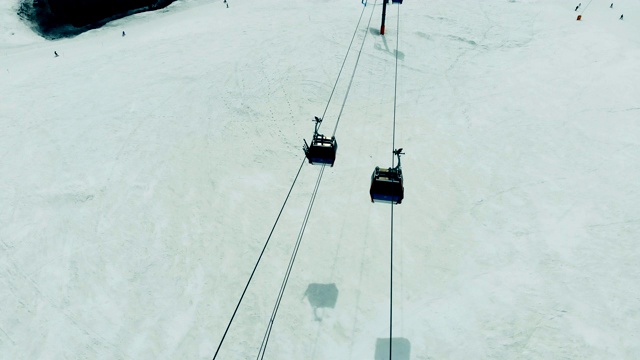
[374,338,411,360]
[303,283,338,321]
[303,117,337,167]
[370,149,405,205]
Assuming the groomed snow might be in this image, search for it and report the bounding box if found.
[1,0,640,359]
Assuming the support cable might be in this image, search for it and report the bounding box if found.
[212,4,374,359]
[256,166,326,359]
[320,4,368,124]
[391,6,400,167]
[390,204,394,359]
[332,0,379,137]
[254,3,378,358]
[212,159,306,360]
[390,6,401,360]
[579,0,594,15]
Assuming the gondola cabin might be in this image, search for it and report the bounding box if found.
[370,148,405,204]
[303,117,338,167]
[370,166,404,204]
[304,134,337,166]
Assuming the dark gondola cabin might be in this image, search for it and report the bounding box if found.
[370,149,405,204]
[304,117,337,167]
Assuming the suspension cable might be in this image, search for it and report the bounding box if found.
[332,0,379,137]
[211,5,375,359]
[390,6,401,360]
[212,158,305,360]
[320,4,368,124]
[579,0,594,15]
[256,166,326,359]
[391,6,400,167]
[253,3,378,358]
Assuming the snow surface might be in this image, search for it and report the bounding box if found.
[1,0,640,359]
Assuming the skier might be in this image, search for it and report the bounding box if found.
[575,5,579,11]
[54,51,58,57]
[610,3,613,8]
[362,0,367,5]
[122,31,126,37]
[619,14,623,20]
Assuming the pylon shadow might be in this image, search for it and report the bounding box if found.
[369,27,406,60]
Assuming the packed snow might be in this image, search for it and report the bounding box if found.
[1,0,640,359]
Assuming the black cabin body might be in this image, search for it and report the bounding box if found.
[370,167,404,204]
[370,149,405,204]
[303,117,337,167]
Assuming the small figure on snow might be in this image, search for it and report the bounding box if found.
[54,51,58,57]
[610,3,613,8]
[362,0,367,6]
[619,14,624,20]
[575,5,579,11]
[122,31,126,37]
[226,3,229,8]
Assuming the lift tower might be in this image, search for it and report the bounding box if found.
[380,0,388,35]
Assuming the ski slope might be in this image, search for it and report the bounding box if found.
[1,0,640,359]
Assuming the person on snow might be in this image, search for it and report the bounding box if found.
[619,14,624,20]
[54,51,58,57]
[575,5,579,11]
[122,31,126,37]
[610,3,613,8]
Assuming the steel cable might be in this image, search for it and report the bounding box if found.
[212,4,375,359]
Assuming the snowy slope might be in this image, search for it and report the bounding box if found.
[1,0,640,359]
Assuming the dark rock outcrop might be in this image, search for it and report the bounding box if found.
[18,0,175,39]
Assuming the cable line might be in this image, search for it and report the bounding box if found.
[391,6,400,167]
[332,0,379,138]
[212,158,305,360]
[253,3,378,358]
[320,4,368,124]
[579,0,594,15]
[212,4,375,359]
[390,6,401,360]
[256,166,326,359]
